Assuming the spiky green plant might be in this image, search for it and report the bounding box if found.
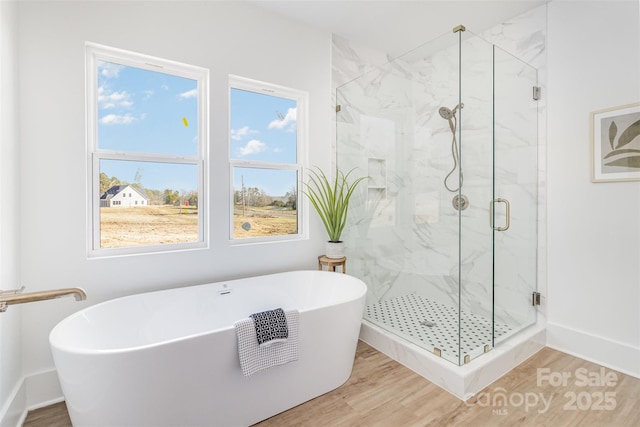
[304,167,367,242]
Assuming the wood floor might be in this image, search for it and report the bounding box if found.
[23,341,640,427]
[22,401,71,427]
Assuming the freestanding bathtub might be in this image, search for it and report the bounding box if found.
[49,270,367,427]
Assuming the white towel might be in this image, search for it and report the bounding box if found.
[234,309,299,376]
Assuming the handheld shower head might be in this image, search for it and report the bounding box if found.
[439,102,465,193]
[438,103,464,120]
[438,106,454,120]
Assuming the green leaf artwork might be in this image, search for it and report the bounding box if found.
[604,118,640,169]
[616,119,640,149]
[609,121,617,150]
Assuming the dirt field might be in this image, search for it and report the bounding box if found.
[100,205,199,248]
[233,207,297,238]
[100,205,297,248]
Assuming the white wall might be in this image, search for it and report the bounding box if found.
[0,1,24,425]
[12,0,331,413]
[547,0,640,377]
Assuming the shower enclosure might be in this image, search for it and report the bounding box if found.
[336,26,538,366]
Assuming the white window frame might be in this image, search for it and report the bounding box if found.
[228,75,308,244]
[86,42,209,257]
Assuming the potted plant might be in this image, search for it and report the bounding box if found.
[304,167,367,258]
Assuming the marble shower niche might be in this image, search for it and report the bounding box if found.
[335,11,546,398]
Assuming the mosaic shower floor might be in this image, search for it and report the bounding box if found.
[365,293,512,363]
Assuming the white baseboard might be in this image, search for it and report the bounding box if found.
[0,378,25,427]
[547,321,640,379]
[0,370,63,427]
[24,370,63,410]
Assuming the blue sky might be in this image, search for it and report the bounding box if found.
[97,60,198,192]
[230,88,298,197]
[98,61,298,196]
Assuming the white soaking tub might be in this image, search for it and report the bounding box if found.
[49,270,367,427]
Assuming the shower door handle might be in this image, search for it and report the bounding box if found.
[490,198,510,231]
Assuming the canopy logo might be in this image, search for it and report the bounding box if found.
[467,367,618,415]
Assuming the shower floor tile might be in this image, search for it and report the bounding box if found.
[365,294,512,363]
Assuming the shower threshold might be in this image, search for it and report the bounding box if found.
[360,299,545,400]
[365,294,512,364]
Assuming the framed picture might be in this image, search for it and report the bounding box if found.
[591,102,640,182]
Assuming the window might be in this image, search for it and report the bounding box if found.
[87,43,208,256]
[229,76,307,242]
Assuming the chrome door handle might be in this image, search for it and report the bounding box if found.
[490,198,510,231]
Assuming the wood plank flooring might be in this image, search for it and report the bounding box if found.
[23,341,640,427]
[22,401,71,427]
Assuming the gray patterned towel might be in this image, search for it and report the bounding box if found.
[234,309,299,376]
[250,308,288,345]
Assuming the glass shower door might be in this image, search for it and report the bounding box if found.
[336,30,466,366]
[492,46,538,344]
[458,31,495,364]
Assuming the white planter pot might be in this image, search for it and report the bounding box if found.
[325,241,345,259]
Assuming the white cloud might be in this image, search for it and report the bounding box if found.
[161,84,169,91]
[178,89,197,100]
[268,107,297,131]
[273,148,283,153]
[143,90,154,100]
[99,114,137,125]
[231,126,258,141]
[238,139,266,156]
[98,62,124,79]
[98,86,133,110]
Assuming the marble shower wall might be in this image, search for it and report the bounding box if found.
[332,6,547,342]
